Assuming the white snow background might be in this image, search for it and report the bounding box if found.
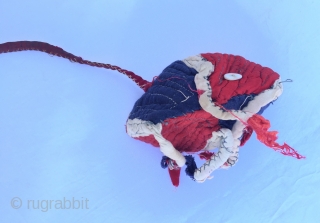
[0,0,319,222]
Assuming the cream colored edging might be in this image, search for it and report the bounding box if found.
[126,118,186,167]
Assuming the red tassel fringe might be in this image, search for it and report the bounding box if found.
[247,114,305,159]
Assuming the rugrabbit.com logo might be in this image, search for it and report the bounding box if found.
[11,197,89,212]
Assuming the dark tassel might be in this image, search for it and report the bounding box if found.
[184,155,197,180]
[160,156,169,169]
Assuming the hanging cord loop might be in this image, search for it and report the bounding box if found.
[0,41,151,91]
[279,79,293,84]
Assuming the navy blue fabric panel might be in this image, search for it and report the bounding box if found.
[219,94,254,130]
[128,61,201,124]
[219,95,273,130]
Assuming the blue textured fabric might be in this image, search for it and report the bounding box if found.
[128,60,200,124]
[219,95,272,130]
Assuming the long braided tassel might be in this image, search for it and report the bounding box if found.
[0,41,151,91]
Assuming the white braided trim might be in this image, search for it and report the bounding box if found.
[126,118,186,167]
[194,128,237,182]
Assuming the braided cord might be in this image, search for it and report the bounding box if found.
[0,41,151,91]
